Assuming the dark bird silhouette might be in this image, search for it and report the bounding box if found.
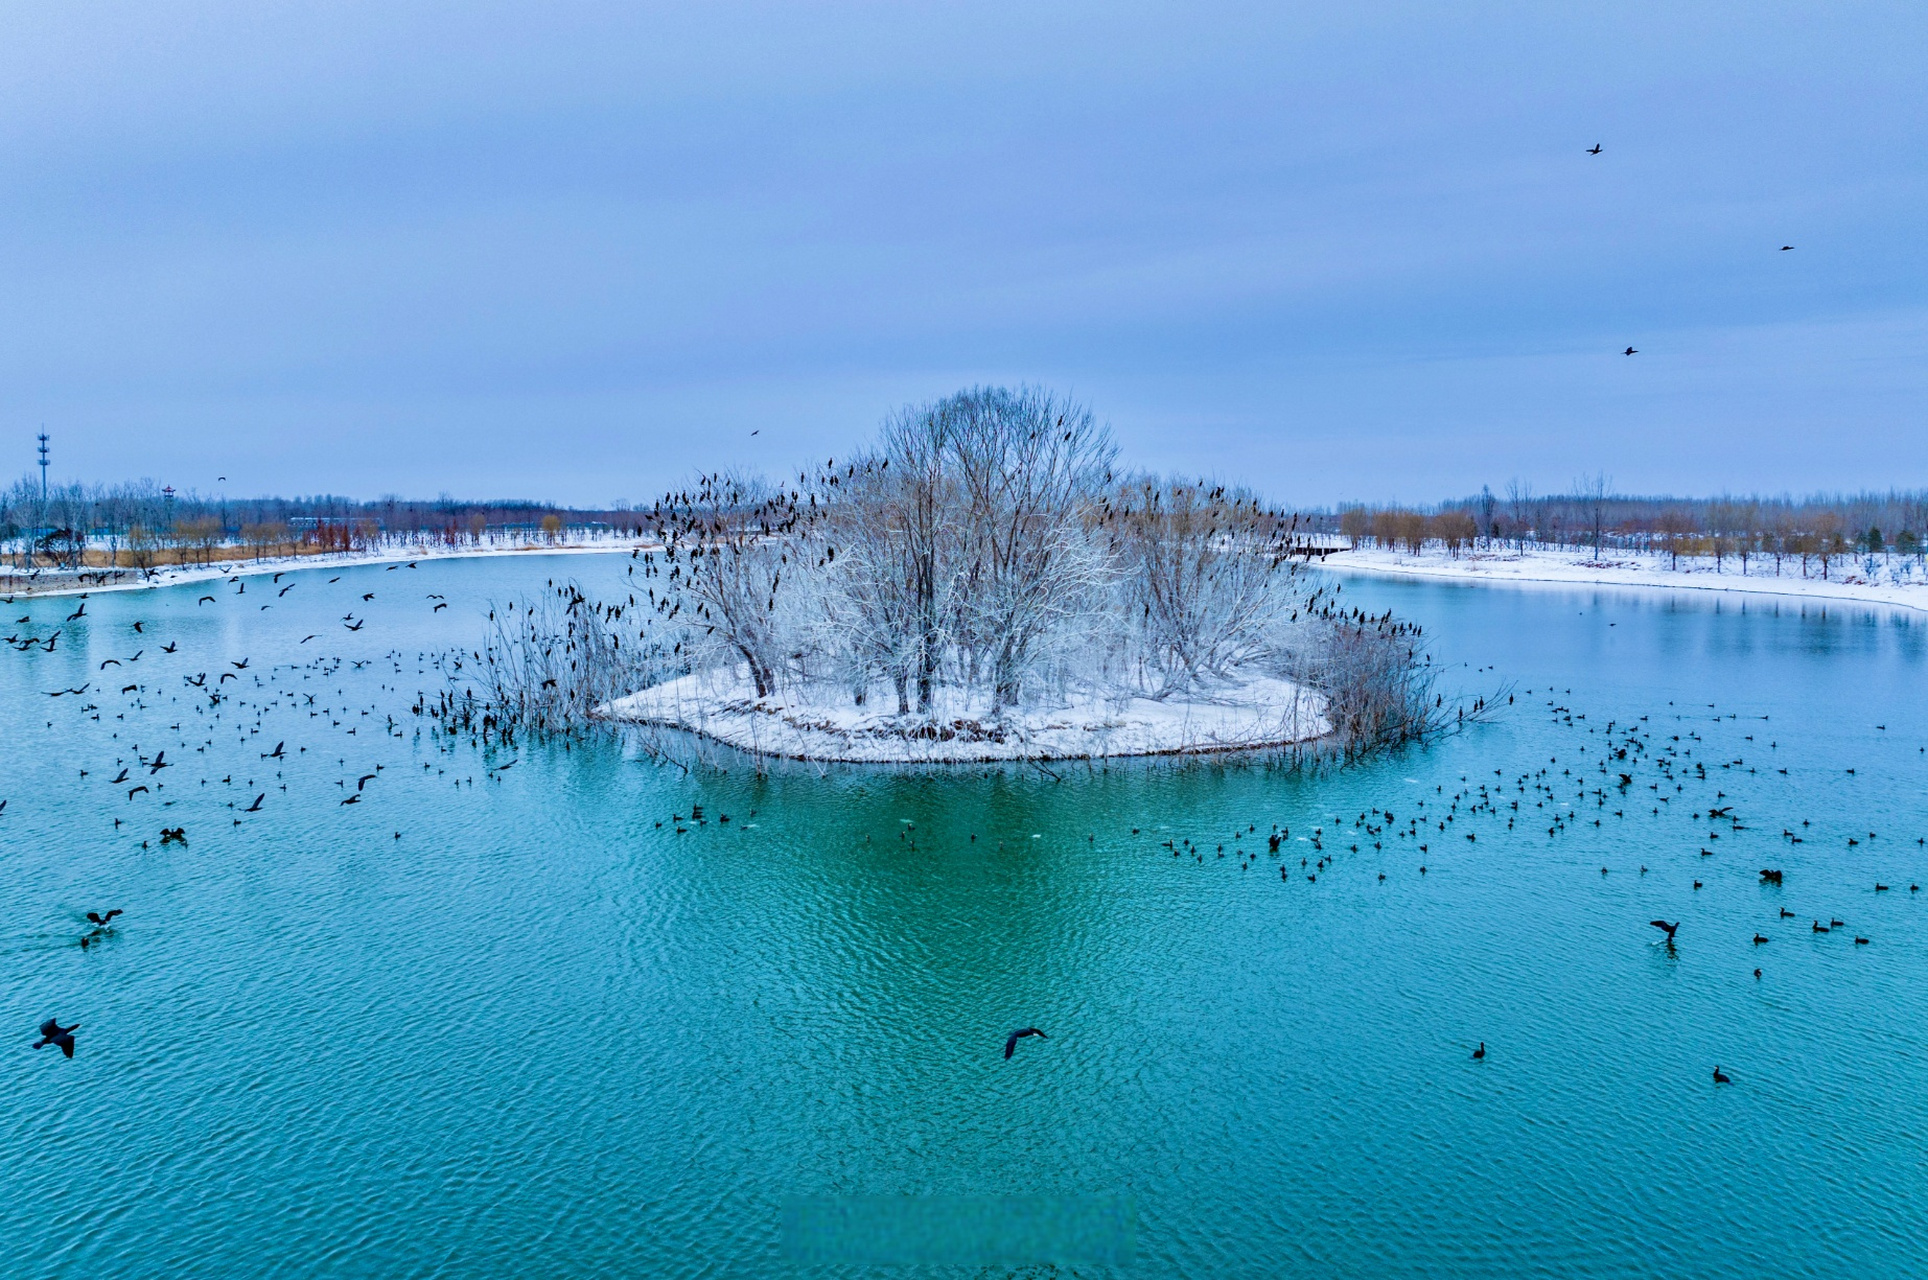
[1623,346,1638,356]
[1712,1065,1731,1084]
[161,642,177,653]
[66,603,85,621]
[34,1018,79,1058]
[340,793,361,805]
[263,741,285,759]
[232,659,249,670]
[85,910,122,927]
[198,595,215,605]
[132,621,143,633]
[1780,245,1793,251]
[356,773,377,791]
[159,827,186,845]
[1586,144,1602,154]
[432,601,447,612]
[99,658,120,669]
[244,793,264,812]
[1472,1041,1486,1060]
[109,769,129,783]
[147,750,168,774]
[1752,933,1768,945]
[127,785,149,799]
[1004,1027,1048,1059]
[1650,920,1679,941]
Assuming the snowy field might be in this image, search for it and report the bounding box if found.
[1324,545,1928,614]
[602,666,1331,763]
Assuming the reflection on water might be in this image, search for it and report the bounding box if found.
[2,556,1925,1277]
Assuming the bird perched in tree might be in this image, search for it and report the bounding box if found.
[34,1018,79,1058]
[1004,1028,1048,1059]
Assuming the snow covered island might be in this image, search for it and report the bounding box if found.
[602,667,1329,763]
[475,387,1437,765]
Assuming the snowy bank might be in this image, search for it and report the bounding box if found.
[601,667,1331,763]
[1,534,653,599]
[1322,546,1928,615]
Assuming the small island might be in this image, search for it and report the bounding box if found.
[475,386,1437,765]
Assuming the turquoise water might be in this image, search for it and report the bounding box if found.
[4,555,1926,1278]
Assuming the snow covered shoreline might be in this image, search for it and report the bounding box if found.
[1321,546,1928,615]
[0,535,652,599]
[600,666,1331,763]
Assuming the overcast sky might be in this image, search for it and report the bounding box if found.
[2,1,1922,506]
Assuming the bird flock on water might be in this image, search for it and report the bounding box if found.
[8,561,1920,1089]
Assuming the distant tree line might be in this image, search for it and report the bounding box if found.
[1324,483,1928,580]
[0,475,650,575]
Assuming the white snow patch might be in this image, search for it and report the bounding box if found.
[1323,546,1928,615]
[601,667,1330,763]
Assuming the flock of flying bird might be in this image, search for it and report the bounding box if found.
[1586,139,1800,360]
[10,557,513,1062]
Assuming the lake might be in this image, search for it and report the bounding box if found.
[4,553,1925,1277]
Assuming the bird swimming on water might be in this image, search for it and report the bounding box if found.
[1472,1042,1485,1060]
[1004,1028,1048,1059]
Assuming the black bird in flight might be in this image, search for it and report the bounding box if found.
[1004,1027,1048,1059]
[161,642,177,653]
[147,750,168,774]
[86,910,122,927]
[198,596,215,605]
[131,620,143,633]
[1622,346,1638,356]
[1586,144,1602,154]
[356,773,377,791]
[34,1018,79,1058]
[244,794,265,812]
[127,785,149,799]
[66,603,85,621]
[232,659,249,670]
[1780,245,1793,251]
[263,742,285,759]
[1650,920,1679,942]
